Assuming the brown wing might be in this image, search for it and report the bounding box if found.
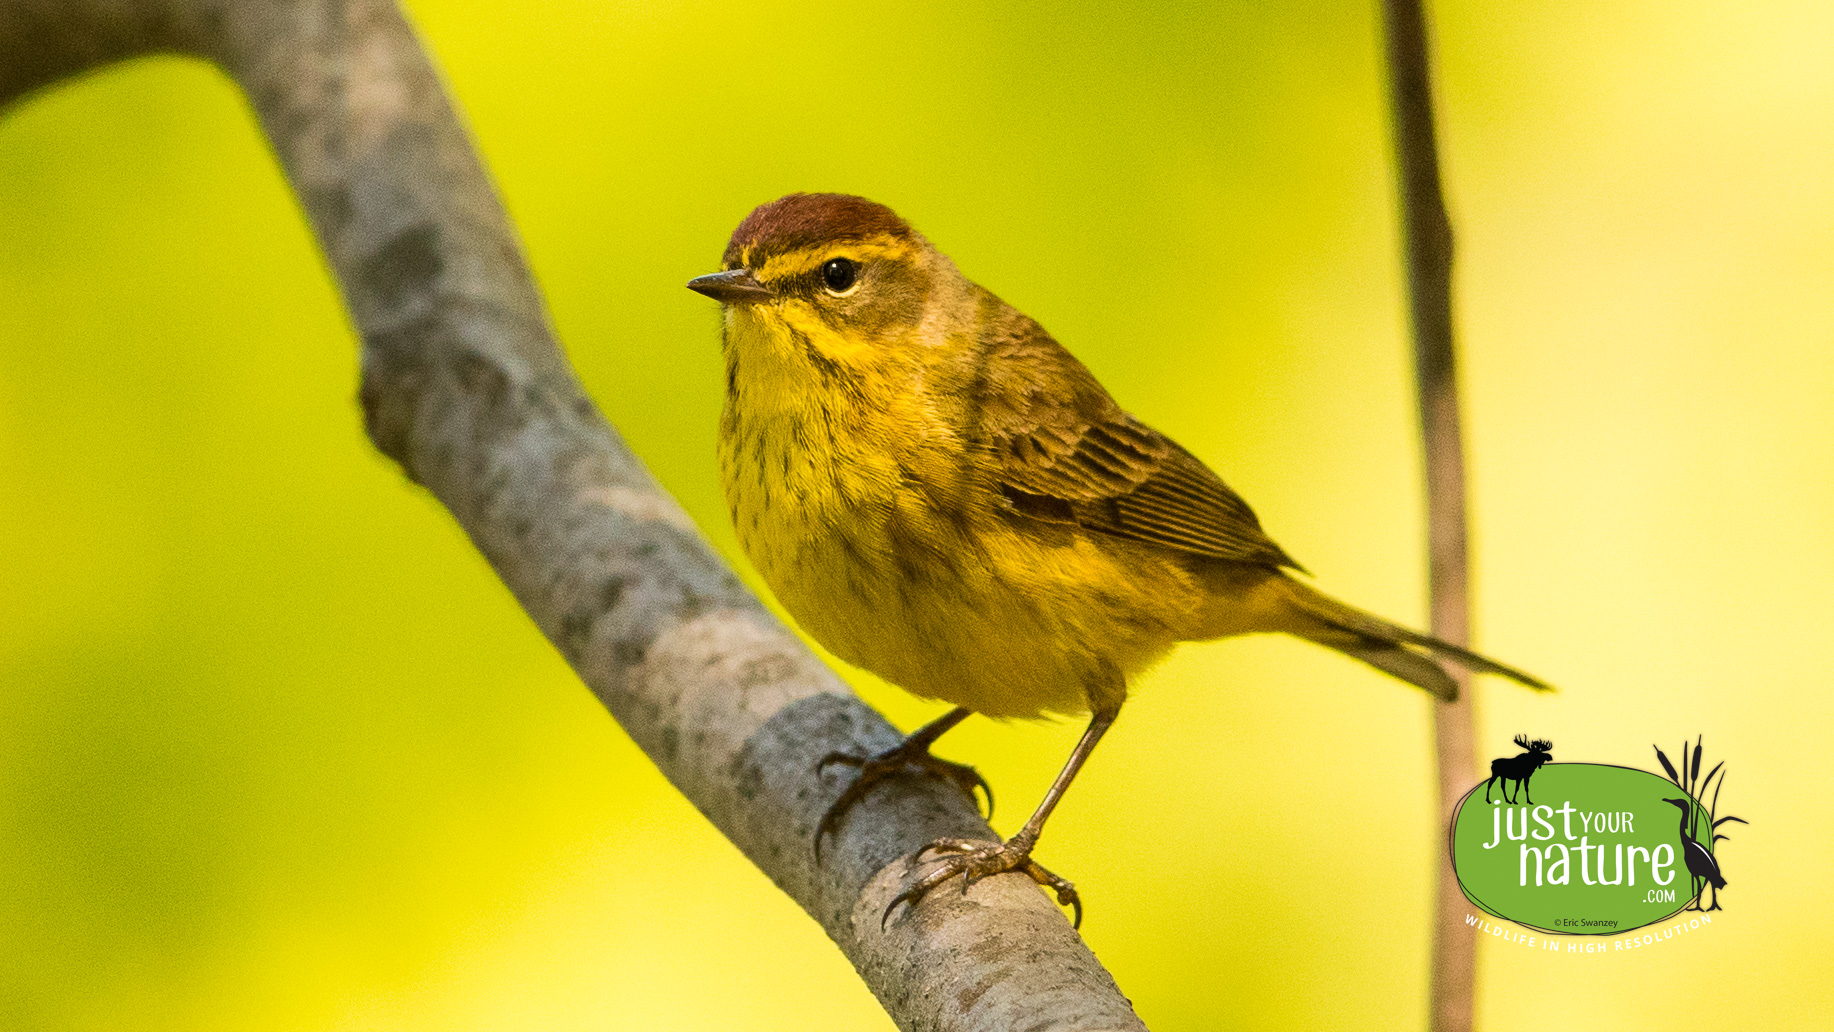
[973,298,1301,570]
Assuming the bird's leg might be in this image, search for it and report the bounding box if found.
[815,707,990,860]
[884,704,1120,930]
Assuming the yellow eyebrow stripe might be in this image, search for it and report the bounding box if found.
[751,239,919,281]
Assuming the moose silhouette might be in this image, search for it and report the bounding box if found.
[1483,735,1553,805]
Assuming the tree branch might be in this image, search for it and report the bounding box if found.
[1379,2,1477,1030]
[0,2,1145,1028]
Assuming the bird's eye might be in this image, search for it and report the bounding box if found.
[821,257,858,294]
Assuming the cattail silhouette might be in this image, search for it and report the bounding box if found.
[1654,738,1747,911]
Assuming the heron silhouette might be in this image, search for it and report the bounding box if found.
[1663,797,1726,911]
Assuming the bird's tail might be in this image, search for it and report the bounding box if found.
[1275,577,1552,702]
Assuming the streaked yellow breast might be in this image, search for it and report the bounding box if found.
[716,307,1208,718]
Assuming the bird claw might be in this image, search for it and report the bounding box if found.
[813,745,992,862]
[882,836,1082,930]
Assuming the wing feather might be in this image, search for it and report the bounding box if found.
[974,300,1300,570]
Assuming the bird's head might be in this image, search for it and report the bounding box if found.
[688,193,971,383]
[1662,798,1692,812]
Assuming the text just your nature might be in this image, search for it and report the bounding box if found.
[1482,801,1676,889]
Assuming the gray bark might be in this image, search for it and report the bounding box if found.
[0,1,1146,1028]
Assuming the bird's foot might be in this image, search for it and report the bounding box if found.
[883,835,1082,929]
[814,742,992,860]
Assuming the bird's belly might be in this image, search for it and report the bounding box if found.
[720,423,1192,717]
[773,545,1099,718]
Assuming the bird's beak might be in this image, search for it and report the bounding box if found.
[687,269,773,305]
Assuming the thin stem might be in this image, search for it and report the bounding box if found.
[1379,1,1477,1030]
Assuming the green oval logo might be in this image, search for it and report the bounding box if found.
[1450,763,1715,935]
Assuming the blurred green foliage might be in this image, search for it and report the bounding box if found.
[2,1,1831,1029]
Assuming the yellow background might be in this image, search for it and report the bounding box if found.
[2,0,1829,1028]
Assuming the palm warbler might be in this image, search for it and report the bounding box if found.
[688,193,1548,926]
